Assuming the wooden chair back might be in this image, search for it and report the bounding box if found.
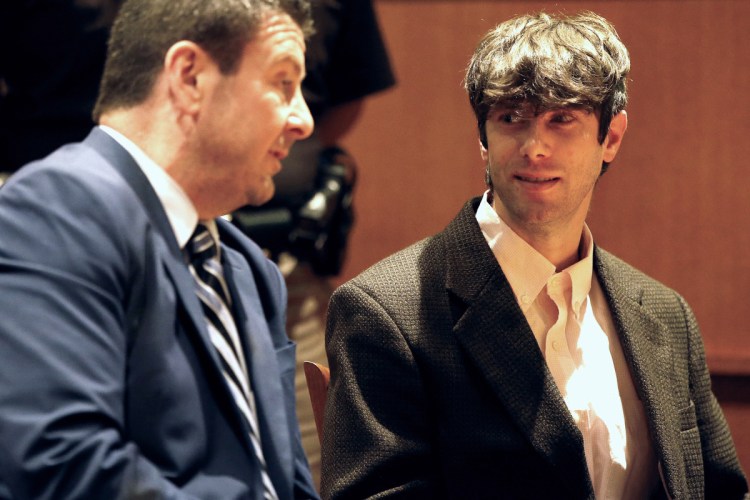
[303,361,330,444]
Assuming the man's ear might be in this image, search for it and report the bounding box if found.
[479,137,489,163]
[602,111,628,163]
[164,41,214,116]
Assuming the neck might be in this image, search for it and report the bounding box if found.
[492,192,591,271]
[100,106,180,168]
[523,227,584,271]
[100,106,216,216]
[495,206,586,271]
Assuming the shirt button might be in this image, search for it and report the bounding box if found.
[521,294,531,304]
[552,340,561,352]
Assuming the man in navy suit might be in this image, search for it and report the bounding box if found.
[0,0,319,498]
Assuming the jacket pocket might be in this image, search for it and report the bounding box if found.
[276,340,297,377]
[679,400,704,498]
[678,400,697,432]
[275,340,299,431]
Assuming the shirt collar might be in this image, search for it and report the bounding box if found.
[567,225,594,317]
[99,125,198,249]
[475,190,595,313]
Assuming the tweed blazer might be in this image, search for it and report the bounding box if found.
[321,197,747,500]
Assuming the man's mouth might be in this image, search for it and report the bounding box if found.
[270,149,288,160]
[515,175,559,183]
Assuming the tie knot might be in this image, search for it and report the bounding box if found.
[187,223,219,264]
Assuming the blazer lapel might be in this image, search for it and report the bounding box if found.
[595,249,685,497]
[84,128,258,456]
[444,199,593,498]
[223,248,293,499]
[84,130,207,338]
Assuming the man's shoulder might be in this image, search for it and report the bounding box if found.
[595,247,686,308]
[328,236,440,326]
[342,197,481,298]
[8,132,124,194]
[6,139,143,224]
[355,236,435,284]
[596,247,665,286]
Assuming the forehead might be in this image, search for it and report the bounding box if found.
[221,10,305,84]
[248,11,306,60]
[491,100,593,114]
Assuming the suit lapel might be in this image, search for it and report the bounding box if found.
[222,247,293,499]
[436,199,685,497]
[84,131,204,337]
[83,128,261,459]
[444,199,593,498]
[594,249,685,496]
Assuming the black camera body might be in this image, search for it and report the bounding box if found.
[232,146,357,277]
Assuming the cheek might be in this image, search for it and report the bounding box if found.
[573,157,605,190]
[584,147,607,174]
[243,120,276,154]
[258,92,288,122]
[486,142,515,168]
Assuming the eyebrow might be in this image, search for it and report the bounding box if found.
[492,101,523,111]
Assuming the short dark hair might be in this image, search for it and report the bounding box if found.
[93,0,313,121]
[465,11,629,172]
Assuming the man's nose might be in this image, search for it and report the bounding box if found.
[518,121,551,159]
[287,94,314,141]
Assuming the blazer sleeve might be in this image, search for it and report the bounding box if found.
[680,295,749,499]
[0,167,201,499]
[321,281,439,499]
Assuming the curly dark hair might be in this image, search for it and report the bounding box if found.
[465,11,630,172]
[93,0,313,121]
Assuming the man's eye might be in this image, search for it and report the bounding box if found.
[499,112,521,124]
[279,80,295,99]
[550,112,575,123]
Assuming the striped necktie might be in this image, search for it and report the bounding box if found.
[186,223,279,500]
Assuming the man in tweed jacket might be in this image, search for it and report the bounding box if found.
[320,11,748,500]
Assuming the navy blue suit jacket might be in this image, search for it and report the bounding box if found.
[0,128,319,499]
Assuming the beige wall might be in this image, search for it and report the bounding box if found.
[335,0,750,473]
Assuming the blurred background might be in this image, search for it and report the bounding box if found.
[335,0,750,471]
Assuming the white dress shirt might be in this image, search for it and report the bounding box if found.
[476,192,659,499]
[99,125,200,247]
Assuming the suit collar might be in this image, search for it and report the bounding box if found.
[96,125,198,247]
[84,128,183,259]
[443,198,594,498]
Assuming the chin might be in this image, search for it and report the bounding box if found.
[247,187,275,207]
